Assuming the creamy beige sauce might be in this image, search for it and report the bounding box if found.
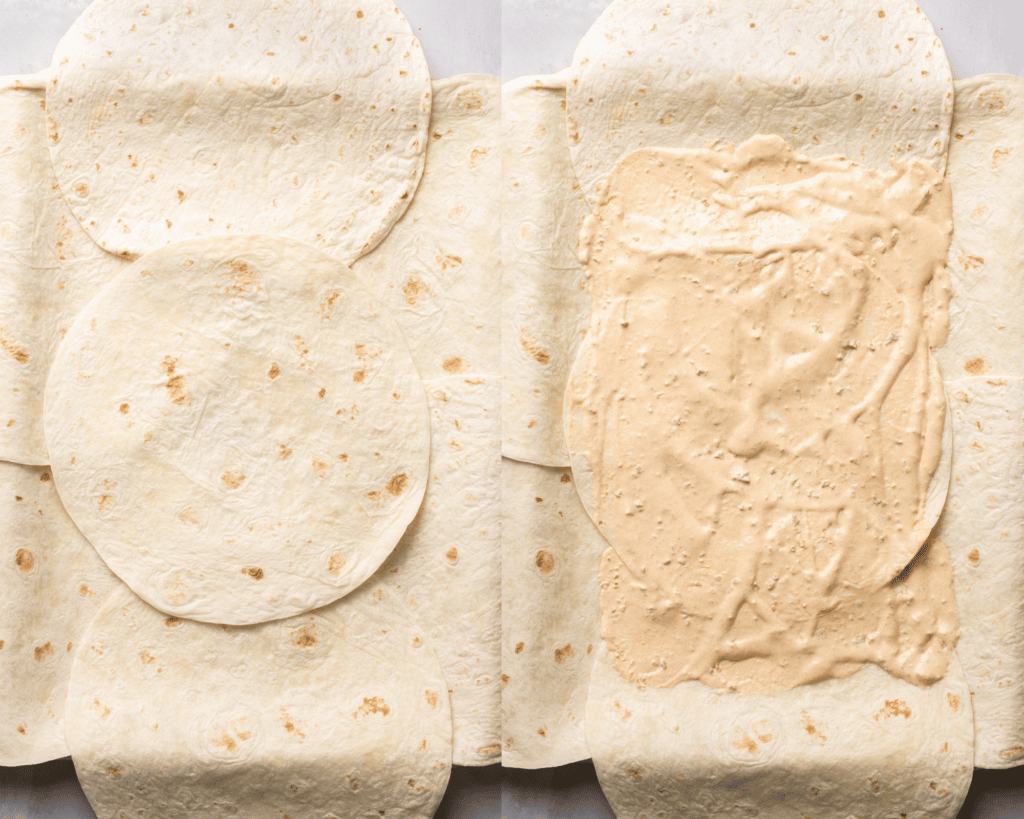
[569,136,957,692]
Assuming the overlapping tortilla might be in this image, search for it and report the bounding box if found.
[379,374,501,766]
[47,0,431,264]
[0,459,117,765]
[352,74,500,380]
[501,72,590,467]
[66,581,452,819]
[586,643,974,819]
[44,235,429,626]
[566,0,954,206]
[0,73,129,466]
[501,456,604,769]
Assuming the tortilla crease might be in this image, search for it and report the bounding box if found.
[928,76,1024,768]
[586,643,974,819]
[500,456,604,769]
[566,0,953,207]
[0,459,117,765]
[66,582,452,819]
[501,71,591,467]
[351,74,501,381]
[378,374,501,766]
[44,234,429,626]
[47,0,432,264]
[0,73,129,465]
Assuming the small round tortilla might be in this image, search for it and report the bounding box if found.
[66,581,452,819]
[566,0,953,206]
[47,0,432,263]
[585,643,974,819]
[44,234,429,626]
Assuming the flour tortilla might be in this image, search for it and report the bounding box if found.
[936,76,1024,379]
[378,374,501,766]
[352,74,500,380]
[567,0,954,207]
[586,643,974,819]
[0,72,129,465]
[0,459,118,765]
[502,72,591,467]
[66,581,452,819]
[47,0,431,264]
[44,234,429,626]
[500,456,604,769]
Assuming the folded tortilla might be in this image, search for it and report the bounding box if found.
[66,581,452,819]
[0,459,117,765]
[501,72,591,467]
[0,73,129,465]
[501,456,604,768]
[379,374,501,766]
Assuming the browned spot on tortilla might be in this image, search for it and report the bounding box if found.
[801,712,827,743]
[243,567,264,580]
[968,548,981,566]
[356,9,364,17]
[469,147,489,168]
[560,473,573,484]
[39,471,51,483]
[515,641,525,654]
[118,403,130,414]
[456,89,483,110]
[947,692,960,711]
[501,674,509,688]
[353,369,366,383]
[964,357,988,375]
[993,148,1013,169]
[16,725,25,734]
[279,444,293,459]
[291,625,317,648]
[520,331,551,364]
[535,550,555,573]
[734,731,758,754]
[328,553,345,576]
[442,356,466,374]
[958,252,985,271]
[403,277,429,305]
[535,497,543,503]
[347,775,359,791]
[627,767,643,780]
[877,9,886,17]
[554,644,575,664]
[0,326,29,364]
[1000,745,1024,758]
[435,253,462,271]
[140,651,156,664]
[176,189,185,203]
[980,88,1006,110]
[221,470,245,489]
[279,709,306,741]
[312,457,328,477]
[874,699,912,721]
[34,642,54,661]
[161,356,191,405]
[211,728,238,754]
[445,547,458,563]
[15,548,34,572]
[527,420,537,428]
[537,727,546,737]
[386,473,408,496]
[105,765,121,778]
[353,696,391,718]
[268,363,280,379]
[425,690,438,709]
[365,489,381,501]
[164,616,181,628]
[97,495,114,513]
[73,182,88,196]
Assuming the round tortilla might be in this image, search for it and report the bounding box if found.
[66,581,452,819]
[44,234,429,626]
[47,0,432,263]
[0,460,117,765]
[566,0,953,207]
[585,642,974,819]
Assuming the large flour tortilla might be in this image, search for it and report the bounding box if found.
[586,643,974,819]
[47,0,431,264]
[501,72,591,467]
[930,76,1024,768]
[353,74,500,380]
[567,0,954,206]
[66,581,452,819]
[45,235,429,626]
[0,73,129,465]
[379,375,501,766]
[0,459,117,765]
[501,456,604,769]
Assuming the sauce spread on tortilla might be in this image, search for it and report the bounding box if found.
[569,136,958,692]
